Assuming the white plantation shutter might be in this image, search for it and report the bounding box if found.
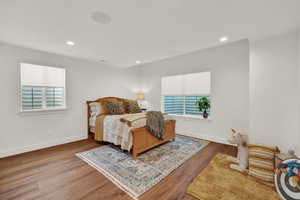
[21,86,43,110]
[161,72,211,116]
[20,63,66,111]
[46,87,65,107]
[163,96,184,114]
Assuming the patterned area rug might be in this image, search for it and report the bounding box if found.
[187,154,280,200]
[76,136,208,199]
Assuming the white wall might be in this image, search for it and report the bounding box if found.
[250,32,299,153]
[0,42,139,158]
[132,40,250,144]
[2,32,299,158]
[297,31,300,156]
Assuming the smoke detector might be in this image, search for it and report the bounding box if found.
[91,11,112,24]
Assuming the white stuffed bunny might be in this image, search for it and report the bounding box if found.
[227,128,249,172]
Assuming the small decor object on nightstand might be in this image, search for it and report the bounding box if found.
[196,97,210,119]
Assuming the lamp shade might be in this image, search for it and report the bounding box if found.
[136,93,145,100]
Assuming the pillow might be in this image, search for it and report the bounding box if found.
[122,100,131,113]
[89,102,102,126]
[128,101,142,113]
[106,101,125,115]
[248,144,279,187]
[90,102,102,115]
[99,98,119,114]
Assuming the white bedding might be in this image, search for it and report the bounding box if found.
[101,112,173,151]
[103,113,146,151]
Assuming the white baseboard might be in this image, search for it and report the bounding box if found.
[0,135,87,158]
[176,130,235,146]
[1,132,234,158]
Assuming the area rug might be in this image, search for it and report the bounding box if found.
[76,136,208,199]
[187,154,280,200]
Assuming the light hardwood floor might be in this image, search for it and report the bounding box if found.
[0,136,236,200]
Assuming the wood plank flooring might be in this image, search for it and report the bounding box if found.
[0,137,236,200]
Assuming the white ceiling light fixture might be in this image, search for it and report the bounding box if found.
[66,41,75,46]
[219,36,228,43]
[135,60,141,64]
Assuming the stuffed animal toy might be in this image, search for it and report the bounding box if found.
[227,128,249,172]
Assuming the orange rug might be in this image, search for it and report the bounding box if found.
[187,154,280,200]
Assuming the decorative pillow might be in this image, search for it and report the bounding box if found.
[128,101,142,113]
[123,100,132,113]
[99,98,119,114]
[106,101,125,115]
[89,102,102,126]
[248,144,279,187]
[90,102,102,115]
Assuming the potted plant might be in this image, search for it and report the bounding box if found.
[196,97,211,119]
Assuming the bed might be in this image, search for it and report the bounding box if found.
[87,97,176,159]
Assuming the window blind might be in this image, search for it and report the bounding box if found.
[21,86,43,110]
[164,96,184,115]
[161,72,211,96]
[46,87,65,107]
[20,63,66,111]
[161,72,211,116]
[20,63,65,87]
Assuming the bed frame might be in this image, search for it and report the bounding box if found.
[87,97,176,159]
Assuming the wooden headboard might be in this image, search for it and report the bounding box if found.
[87,96,133,116]
[86,97,134,134]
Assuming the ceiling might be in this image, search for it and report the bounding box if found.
[0,0,300,68]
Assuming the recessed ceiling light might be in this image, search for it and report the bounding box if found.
[66,41,75,46]
[136,60,141,64]
[219,36,228,43]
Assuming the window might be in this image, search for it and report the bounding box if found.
[161,72,211,117]
[45,87,65,108]
[163,95,210,115]
[20,63,66,111]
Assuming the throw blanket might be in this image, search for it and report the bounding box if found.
[120,111,166,140]
[146,111,165,140]
[94,113,171,151]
